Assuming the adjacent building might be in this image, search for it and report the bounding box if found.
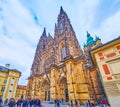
[15,85,27,100]
[0,64,21,101]
[91,36,120,107]
[27,7,104,104]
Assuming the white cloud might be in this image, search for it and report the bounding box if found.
[2,0,42,43]
[0,0,43,85]
[92,10,120,43]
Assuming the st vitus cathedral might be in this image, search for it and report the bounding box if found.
[27,7,104,104]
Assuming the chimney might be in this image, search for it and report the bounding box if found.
[5,64,10,68]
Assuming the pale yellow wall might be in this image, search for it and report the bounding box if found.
[94,44,120,82]
[0,71,7,96]
[92,42,120,107]
[2,70,21,101]
[16,88,27,100]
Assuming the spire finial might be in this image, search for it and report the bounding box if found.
[86,30,89,35]
[95,35,101,41]
[60,6,64,14]
[42,27,46,36]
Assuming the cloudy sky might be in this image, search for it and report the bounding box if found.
[0,0,120,85]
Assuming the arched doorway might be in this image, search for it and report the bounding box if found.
[41,79,50,101]
[59,77,69,102]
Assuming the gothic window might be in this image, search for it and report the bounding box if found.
[60,22,63,28]
[66,47,70,55]
[61,47,66,60]
[61,46,70,60]
[43,43,45,49]
[59,22,64,34]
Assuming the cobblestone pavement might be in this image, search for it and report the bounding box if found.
[42,103,103,107]
[3,103,103,107]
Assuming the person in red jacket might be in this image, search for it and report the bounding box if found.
[102,98,107,107]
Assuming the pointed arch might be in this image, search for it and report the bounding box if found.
[58,75,69,102]
[40,78,50,101]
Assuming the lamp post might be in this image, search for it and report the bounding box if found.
[70,63,76,101]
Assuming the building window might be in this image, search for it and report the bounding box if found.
[6,74,8,77]
[1,87,5,92]
[109,60,120,75]
[0,73,2,76]
[9,90,12,92]
[4,80,7,84]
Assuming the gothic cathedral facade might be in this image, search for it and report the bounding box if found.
[27,7,104,104]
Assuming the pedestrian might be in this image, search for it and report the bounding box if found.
[8,98,16,107]
[70,100,73,107]
[75,99,78,107]
[61,98,64,103]
[85,100,91,107]
[23,99,28,107]
[0,97,3,107]
[95,100,98,106]
[56,99,60,107]
[29,98,33,107]
[16,99,21,107]
[91,102,95,107]
[37,99,42,107]
[102,98,107,107]
[54,99,57,107]
[32,99,36,107]
[4,99,8,107]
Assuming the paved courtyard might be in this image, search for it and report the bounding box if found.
[2,102,103,107]
[42,103,103,107]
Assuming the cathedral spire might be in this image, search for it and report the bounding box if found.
[55,23,57,31]
[60,6,64,14]
[42,27,47,37]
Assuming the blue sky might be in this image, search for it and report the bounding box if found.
[0,0,120,85]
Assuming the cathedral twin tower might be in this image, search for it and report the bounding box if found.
[28,7,103,104]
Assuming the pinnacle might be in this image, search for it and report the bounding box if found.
[60,6,64,14]
[42,27,46,37]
